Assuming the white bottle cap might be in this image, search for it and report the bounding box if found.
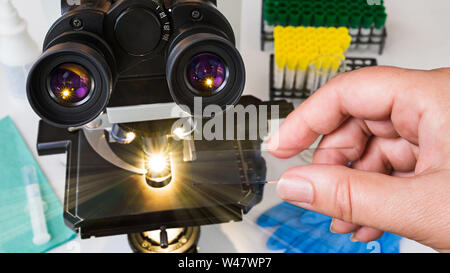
[0,0,40,66]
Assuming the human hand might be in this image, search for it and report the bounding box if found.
[268,66,450,252]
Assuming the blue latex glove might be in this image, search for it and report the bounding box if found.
[257,202,401,253]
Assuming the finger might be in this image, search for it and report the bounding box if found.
[276,164,439,241]
[364,120,399,139]
[339,137,417,240]
[315,120,387,235]
[313,119,371,235]
[352,226,384,243]
[352,137,418,174]
[330,218,359,234]
[391,171,415,177]
[313,118,370,165]
[313,119,403,166]
[268,66,423,158]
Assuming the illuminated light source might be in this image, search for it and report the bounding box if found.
[173,127,185,139]
[205,78,214,88]
[125,132,136,143]
[110,124,137,144]
[147,153,169,174]
[171,118,197,140]
[145,152,172,188]
[61,89,71,99]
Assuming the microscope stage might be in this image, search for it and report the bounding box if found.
[37,121,264,239]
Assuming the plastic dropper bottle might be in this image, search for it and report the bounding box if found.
[0,0,40,102]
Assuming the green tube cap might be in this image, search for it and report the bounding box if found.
[325,12,337,27]
[265,9,277,25]
[263,0,386,29]
[375,12,387,29]
[337,12,349,27]
[313,11,325,26]
[301,10,313,26]
[349,12,362,28]
[361,12,374,28]
[289,10,301,26]
[277,8,288,26]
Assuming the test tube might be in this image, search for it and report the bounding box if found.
[273,25,350,95]
[349,11,362,49]
[22,165,51,245]
[306,59,321,94]
[319,57,332,87]
[359,11,374,50]
[284,55,297,90]
[273,52,286,90]
[295,56,308,91]
[264,7,276,33]
[372,11,387,42]
[329,55,344,80]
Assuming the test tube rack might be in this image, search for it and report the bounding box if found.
[269,54,378,101]
[261,0,388,54]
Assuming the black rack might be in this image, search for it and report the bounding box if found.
[269,54,378,101]
[260,0,388,55]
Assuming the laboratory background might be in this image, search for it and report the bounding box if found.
[0,0,449,253]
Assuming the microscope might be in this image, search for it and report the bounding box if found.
[26,0,293,252]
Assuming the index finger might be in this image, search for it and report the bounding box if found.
[268,66,420,158]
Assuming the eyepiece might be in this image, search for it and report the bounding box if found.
[186,53,227,96]
[48,63,94,106]
[27,42,113,128]
[167,33,245,117]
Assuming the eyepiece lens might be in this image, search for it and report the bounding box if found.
[186,53,226,95]
[49,63,93,106]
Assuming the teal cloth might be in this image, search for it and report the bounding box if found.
[0,116,76,253]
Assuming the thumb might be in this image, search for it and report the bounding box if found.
[276,164,422,239]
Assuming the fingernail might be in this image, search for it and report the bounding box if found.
[266,138,278,152]
[350,233,359,242]
[330,220,337,234]
[277,178,314,204]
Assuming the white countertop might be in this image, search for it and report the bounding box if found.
[1,0,446,253]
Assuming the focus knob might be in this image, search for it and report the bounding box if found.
[115,8,161,56]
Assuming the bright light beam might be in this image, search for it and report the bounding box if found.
[147,153,169,174]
